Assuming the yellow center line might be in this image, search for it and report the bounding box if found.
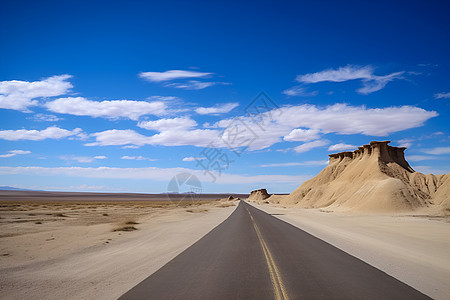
[245,206,290,300]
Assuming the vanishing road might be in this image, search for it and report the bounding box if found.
[120,201,430,300]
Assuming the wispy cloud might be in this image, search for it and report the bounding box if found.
[46,97,167,120]
[59,155,108,163]
[0,150,31,158]
[0,127,84,141]
[294,65,405,95]
[165,80,230,90]
[30,113,62,122]
[121,155,156,161]
[0,75,72,111]
[328,143,357,152]
[294,139,330,153]
[138,70,212,82]
[282,86,318,97]
[413,165,450,175]
[195,103,238,115]
[260,160,328,167]
[406,155,438,162]
[434,92,450,99]
[296,65,374,83]
[356,71,404,95]
[397,138,414,148]
[422,147,450,155]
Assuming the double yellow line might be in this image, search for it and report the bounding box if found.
[246,207,290,300]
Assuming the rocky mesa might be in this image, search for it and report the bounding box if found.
[268,141,450,214]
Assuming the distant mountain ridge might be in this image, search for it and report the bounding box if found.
[0,186,34,191]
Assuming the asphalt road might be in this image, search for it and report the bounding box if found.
[119,201,430,300]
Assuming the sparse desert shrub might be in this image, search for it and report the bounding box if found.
[54,213,68,217]
[124,220,139,225]
[186,208,209,213]
[113,225,137,232]
[35,221,42,224]
[112,220,139,232]
[102,213,109,216]
[217,203,236,208]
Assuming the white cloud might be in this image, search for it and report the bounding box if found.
[422,147,450,155]
[434,92,450,99]
[146,128,219,147]
[273,104,437,136]
[60,155,107,163]
[86,103,437,151]
[406,155,438,162]
[138,117,197,131]
[121,156,156,161]
[282,86,318,97]
[86,129,150,147]
[0,75,72,111]
[195,103,239,115]
[0,150,31,158]
[295,65,405,95]
[0,127,83,141]
[328,143,357,152]
[182,156,205,162]
[138,70,212,82]
[165,81,230,90]
[294,139,330,153]
[0,166,310,185]
[283,128,320,142]
[46,97,167,120]
[260,160,328,167]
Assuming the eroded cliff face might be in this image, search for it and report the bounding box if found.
[270,141,450,214]
[328,141,414,172]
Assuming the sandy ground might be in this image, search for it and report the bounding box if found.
[249,201,450,300]
[0,200,238,300]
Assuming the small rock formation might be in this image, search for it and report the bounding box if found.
[227,195,235,201]
[248,189,270,201]
[268,141,450,214]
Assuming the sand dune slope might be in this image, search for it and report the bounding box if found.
[270,141,450,214]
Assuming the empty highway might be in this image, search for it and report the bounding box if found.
[119,201,429,299]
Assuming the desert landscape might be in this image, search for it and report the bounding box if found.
[1,141,449,299]
[2,1,450,299]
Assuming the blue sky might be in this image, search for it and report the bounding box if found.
[1,0,449,193]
